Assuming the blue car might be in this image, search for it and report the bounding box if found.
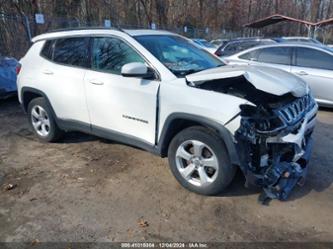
[0,57,18,99]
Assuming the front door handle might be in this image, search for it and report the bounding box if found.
[89,79,104,85]
[296,71,308,76]
[42,69,54,75]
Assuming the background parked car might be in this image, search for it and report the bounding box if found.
[273,36,322,45]
[214,37,276,57]
[210,38,228,48]
[191,38,217,54]
[225,43,333,107]
[0,56,18,99]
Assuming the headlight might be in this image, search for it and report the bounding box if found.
[239,104,285,134]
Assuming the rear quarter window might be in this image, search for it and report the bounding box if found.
[296,47,333,70]
[40,40,54,60]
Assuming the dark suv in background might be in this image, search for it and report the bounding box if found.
[214,38,276,57]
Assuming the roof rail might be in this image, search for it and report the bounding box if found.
[44,26,123,34]
[31,26,136,43]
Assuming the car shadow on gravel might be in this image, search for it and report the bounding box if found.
[0,96,19,110]
[59,132,150,154]
[59,132,97,144]
[319,106,333,112]
[286,119,333,201]
[3,96,331,203]
[219,169,260,197]
[55,120,333,203]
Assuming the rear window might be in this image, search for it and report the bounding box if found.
[222,41,261,56]
[295,47,333,70]
[53,37,90,68]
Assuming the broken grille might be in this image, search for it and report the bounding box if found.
[277,94,315,125]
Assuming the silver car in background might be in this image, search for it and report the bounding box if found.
[226,43,333,107]
[274,36,322,45]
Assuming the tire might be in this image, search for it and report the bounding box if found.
[168,126,236,195]
[27,97,63,142]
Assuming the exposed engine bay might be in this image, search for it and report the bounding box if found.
[191,75,318,204]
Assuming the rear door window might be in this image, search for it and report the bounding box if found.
[295,47,333,70]
[53,37,90,68]
[257,47,292,65]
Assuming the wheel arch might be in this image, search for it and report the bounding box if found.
[157,113,240,165]
[21,87,59,124]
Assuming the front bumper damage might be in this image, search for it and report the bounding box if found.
[234,95,318,204]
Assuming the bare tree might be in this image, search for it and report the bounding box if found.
[2,0,333,58]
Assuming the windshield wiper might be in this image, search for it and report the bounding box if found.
[183,69,203,75]
[171,68,203,77]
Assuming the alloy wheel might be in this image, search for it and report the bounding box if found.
[175,140,219,187]
[31,105,50,137]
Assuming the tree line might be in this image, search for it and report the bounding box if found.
[1,0,333,57]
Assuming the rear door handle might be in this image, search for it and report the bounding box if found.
[89,79,104,85]
[42,69,54,75]
[296,71,308,76]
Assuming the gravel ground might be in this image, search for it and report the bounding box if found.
[0,97,332,242]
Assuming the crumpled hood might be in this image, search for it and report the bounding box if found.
[186,65,308,97]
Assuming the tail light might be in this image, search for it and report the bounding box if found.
[16,64,21,75]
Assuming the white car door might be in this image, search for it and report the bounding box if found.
[291,47,333,105]
[38,37,91,123]
[84,36,160,144]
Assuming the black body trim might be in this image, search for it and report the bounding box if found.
[154,85,161,145]
[156,113,240,165]
[91,125,159,155]
[21,88,240,164]
[21,87,60,123]
[56,119,91,134]
[45,117,160,155]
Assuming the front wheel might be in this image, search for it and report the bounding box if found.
[168,126,236,195]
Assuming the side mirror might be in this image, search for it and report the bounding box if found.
[121,62,155,79]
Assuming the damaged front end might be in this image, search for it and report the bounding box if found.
[187,67,318,203]
[235,94,317,203]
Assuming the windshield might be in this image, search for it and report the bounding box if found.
[135,35,224,77]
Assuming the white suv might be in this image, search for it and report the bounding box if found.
[17,28,318,202]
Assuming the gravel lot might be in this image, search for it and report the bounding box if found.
[0,97,333,242]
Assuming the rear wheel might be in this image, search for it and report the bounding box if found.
[27,97,63,142]
[168,126,236,195]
